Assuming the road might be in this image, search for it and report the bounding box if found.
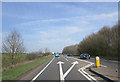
[30,55,96,81]
[19,54,118,81]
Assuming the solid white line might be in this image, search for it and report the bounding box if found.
[71,57,98,81]
[78,69,92,81]
[78,67,97,82]
[72,57,93,63]
[31,56,55,82]
[83,70,97,81]
[71,57,107,67]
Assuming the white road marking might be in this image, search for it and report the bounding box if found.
[57,61,64,81]
[101,64,107,67]
[61,55,68,61]
[70,57,98,82]
[78,64,98,82]
[78,63,98,82]
[63,61,78,78]
[78,69,92,81]
[57,61,78,81]
[31,56,55,82]
[71,57,107,67]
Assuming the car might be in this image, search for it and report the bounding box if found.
[55,53,59,57]
[52,52,55,55]
[67,53,72,56]
[80,53,90,59]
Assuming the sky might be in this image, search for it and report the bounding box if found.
[2,2,118,53]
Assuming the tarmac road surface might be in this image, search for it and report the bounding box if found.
[20,55,117,81]
[34,55,89,81]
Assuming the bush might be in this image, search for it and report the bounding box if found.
[26,54,38,60]
[2,53,28,68]
[44,52,50,56]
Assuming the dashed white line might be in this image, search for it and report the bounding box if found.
[61,55,68,61]
[31,56,55,82]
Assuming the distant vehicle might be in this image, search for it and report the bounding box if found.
[80,53,90,59]
[52,52,55,55]
[67,53,72,56]
[55,53,59,57]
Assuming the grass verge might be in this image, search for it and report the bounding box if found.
[101,57,120,61]
[90,56,120,61]
[2,55,52,80]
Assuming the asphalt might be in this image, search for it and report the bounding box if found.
[72,56,119,81]
[36,55,88,80]
[18,54,119,81]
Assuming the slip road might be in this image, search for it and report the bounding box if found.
[31,55,96,81]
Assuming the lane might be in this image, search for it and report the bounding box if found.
[61,55,88,80]
[65,55,96,81]
[36,56,60,80]
[35,55,88,80]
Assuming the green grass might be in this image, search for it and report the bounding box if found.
[101,57,120,61]
[2,55,52,80]
[2,53,29,68]
[90,56,120,61]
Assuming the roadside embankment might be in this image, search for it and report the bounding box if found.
[2,55,52,80]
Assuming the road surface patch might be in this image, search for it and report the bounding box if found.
[31,56,55,82]
[57,61,78,81]
[70,57,98,82]
[60,55,68,61]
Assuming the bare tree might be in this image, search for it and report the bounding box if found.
[2,31,25,65]
[39,48,43,54]
[44,48,49,53]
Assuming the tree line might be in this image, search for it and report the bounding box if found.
[62,24,119,58]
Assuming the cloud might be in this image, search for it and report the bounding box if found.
[38,26,93,39]
[87,12,118,20]
[11,11,117,29]
[38,38,76,44]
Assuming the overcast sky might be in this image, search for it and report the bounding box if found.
[2,2,118,53]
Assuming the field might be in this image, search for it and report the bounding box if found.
[2,53,29,68]
[2,55,52,80]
